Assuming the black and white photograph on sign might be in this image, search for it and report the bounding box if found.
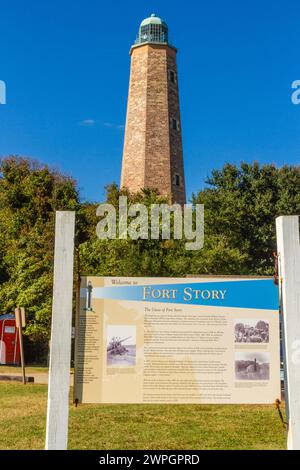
[235,319,269,343]
[106,325,136,367]
[235,352,270,381]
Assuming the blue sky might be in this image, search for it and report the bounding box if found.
[0,0,299,202]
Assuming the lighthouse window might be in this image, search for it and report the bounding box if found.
[173,174,183,187]
[171,118,179,130]
[139,23,168,44]
[169,70,176,84]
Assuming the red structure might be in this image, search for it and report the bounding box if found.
[0,314,20,365]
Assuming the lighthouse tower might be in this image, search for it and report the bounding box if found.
[120,14,186,205]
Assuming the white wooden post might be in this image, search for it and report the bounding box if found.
[45,211,75,450]
[276,215,300,450]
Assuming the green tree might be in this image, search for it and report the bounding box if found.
[0,156,80,346]
[193,162,300,274]
[80,183,246,278]
[1,157,298,358]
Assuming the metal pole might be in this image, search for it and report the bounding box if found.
[73,247,81,405]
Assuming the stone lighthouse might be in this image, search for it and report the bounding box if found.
[121,14,186,205]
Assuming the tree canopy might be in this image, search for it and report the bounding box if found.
[193,162,300,274]
[0,157,79,342]
[0,156,299,356]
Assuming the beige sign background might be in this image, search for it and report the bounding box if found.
[74,277,280,404]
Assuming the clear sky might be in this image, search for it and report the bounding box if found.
[1,0,299,202]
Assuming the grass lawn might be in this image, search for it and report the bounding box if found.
[0,365,48,374]
[0,382,287,450]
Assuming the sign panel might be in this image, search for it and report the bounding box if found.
[74,277,280,404]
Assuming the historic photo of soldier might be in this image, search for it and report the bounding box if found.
[235,319,269,343]
[106,325,136,367]
[235,352,270,380]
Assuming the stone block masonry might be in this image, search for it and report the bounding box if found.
[121,42,186,205]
